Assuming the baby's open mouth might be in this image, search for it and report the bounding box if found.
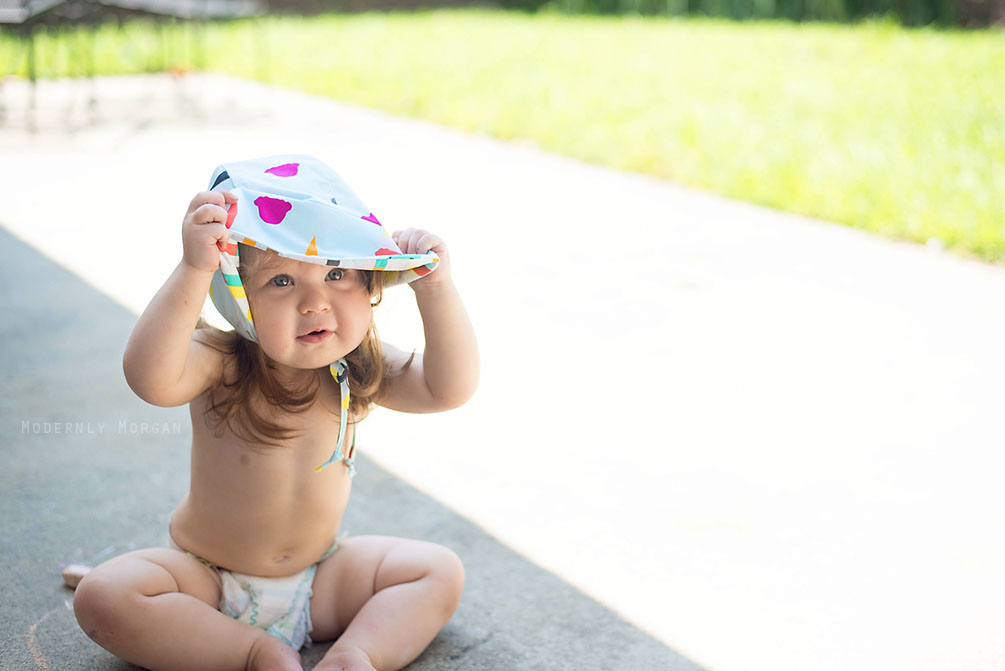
[298,329,333,343]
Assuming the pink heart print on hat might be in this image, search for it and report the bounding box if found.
[253,196,293,225]
[264,163,299,177]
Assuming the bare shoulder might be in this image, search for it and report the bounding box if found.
[375,341,446,414]
[381,341,416,376]
[192,326,233,370]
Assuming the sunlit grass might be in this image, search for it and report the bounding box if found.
[3,10,1002,260]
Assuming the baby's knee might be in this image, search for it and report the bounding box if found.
[428,545,465,614]
[73,559,151,642]
[74,567,123,640]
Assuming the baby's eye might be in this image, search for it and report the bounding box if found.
[270,275,291,287]
[327,268,344,281]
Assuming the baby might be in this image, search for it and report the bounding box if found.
[73,155,479,671]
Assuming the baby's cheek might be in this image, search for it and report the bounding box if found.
[253,317,289,359]
[344,305,374,346]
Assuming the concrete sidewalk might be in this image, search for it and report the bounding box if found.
[2,73,1005,671]
[0,225,699,670]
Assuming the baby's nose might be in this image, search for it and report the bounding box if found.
[298,287,331,314]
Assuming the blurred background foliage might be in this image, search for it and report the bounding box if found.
[1,6,1002,260]
[274,0,1003,26]
[506,0,987,27]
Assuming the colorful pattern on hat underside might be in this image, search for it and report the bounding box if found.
[225,234,435,281]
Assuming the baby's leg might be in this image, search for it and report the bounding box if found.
[310,536,465,671]
[73,548,302,671]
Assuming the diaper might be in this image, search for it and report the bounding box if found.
[219,564,318,649]
[170,533,342,650]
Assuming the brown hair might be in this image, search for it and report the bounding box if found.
[196,244,390,447]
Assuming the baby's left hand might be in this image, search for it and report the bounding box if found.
[392,228,452,291]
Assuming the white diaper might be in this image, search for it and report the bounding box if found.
[219,564,317,650]
[170,532,342,650]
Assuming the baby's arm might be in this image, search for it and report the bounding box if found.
[122,190,236,407]
[378,229,479,413]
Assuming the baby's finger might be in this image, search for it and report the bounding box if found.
[398,228,424,254]
[415,232,443,254]
[202,222,230,251]
[188,190,226,212]
[394,228,413,253]
[191,202,229,225]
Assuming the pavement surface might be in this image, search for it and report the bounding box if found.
[1,72,1004,671]
[0,222,696,669]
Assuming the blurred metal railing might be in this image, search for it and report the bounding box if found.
[0,0,266,131]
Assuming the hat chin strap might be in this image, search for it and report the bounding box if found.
[316,359,356,478]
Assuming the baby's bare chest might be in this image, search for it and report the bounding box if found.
[176,388,354,573]
[191,388,350,485]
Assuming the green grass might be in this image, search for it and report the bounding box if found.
[3,10,1003,260]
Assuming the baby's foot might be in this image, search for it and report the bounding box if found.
[314,644,376,671]
[246,632,302,671]
[62,564,91,589]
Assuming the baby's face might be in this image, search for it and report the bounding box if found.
[243,254,373,375]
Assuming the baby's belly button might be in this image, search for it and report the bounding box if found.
[267,543,308,565]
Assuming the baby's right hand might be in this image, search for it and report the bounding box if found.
[181,190,238,273]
